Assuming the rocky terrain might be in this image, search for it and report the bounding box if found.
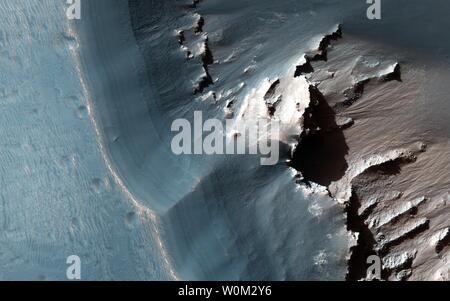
[163,1,450,280]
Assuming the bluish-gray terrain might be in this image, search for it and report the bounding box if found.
[0,0,448,280]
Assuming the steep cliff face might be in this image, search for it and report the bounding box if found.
[125,0,450,280]
[126,0,354,280]
[289,29,450,280]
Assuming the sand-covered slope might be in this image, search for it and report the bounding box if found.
[0,0,171,280]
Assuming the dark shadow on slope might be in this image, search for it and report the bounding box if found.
[291,86,349,186]
[379,220,430,255]
[194,39,215,94]
[436,231,450,254]
[364,157,415,177]
[294,60,314,77]
[379,63,402,82]
[345,191,378,281]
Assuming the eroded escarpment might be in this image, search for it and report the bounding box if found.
[172,4,449,278]
[346,158,450,281]
[294,24,342,77]
[288,25,449,281]
[229,24,437,280]
[343,149,428,280]
[195,39,215,94]
[176,3,215,94]
[334,62,402,113]
[291,26,406,189]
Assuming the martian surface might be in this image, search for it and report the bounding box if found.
[0,0,448,280]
